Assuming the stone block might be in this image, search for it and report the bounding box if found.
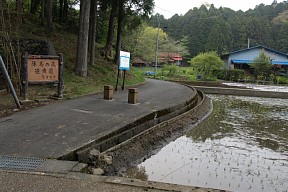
[92,168,104,175]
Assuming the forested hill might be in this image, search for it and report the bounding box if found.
[149,1,288,57]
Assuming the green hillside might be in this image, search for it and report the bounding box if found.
[149,1,288,57]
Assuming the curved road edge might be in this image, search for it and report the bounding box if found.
[92,89,213,176]
[60,83,200,161]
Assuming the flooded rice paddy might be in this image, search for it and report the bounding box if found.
[126,95,288,192]
[223,82,288,92]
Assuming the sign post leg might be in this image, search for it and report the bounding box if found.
[22,52,29,100]
[58,53,64,98]
[0,56,21,108]
[115,68,120,91]
[122,70,126,90]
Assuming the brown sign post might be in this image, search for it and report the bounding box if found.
[22,52,64,100]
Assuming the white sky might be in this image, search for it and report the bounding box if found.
[154,0,284,18]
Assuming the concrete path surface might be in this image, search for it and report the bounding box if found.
[0,79,194,159]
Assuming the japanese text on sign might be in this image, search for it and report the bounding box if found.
[119,51,130,70]
[27,59,59,82]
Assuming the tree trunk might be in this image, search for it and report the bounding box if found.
[115,0,124,64]
[88,0,98,66]
[104,2,117,59]
[16,0,23,12]
[74,0,90,77]
[59,0,63,22]
[1,0,7,6]
[46,0,53,34]
[30,0,41,14]
[63,0,68,22]
[16,0,23,25]
[40,0,45,25]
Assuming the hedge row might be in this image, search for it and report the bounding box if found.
[213,69,245,81]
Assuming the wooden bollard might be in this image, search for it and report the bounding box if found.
[128,88,138,104]
[104,85,113,100]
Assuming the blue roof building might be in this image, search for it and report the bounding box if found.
[221,46,288,74]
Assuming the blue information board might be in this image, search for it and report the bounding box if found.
[119,51,130,70]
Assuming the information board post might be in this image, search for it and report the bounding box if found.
[122,70,126,90]
[116,51,130,91]
[115,68,120,91]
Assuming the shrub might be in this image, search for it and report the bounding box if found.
[214,69,245,81]
[278,76,288,84]
[162,64,178,77]
[213,69,227,80]
[229,69,245,81]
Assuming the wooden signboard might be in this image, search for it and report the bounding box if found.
[27,58,59,82]
[22,53,64,100]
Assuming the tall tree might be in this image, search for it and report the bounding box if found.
[74,0,91,77]
[30,0,41,14]
[122,25,168,62]
[115,0,124,64]
[249,49,273,80]
[58,0,71,23]
[46,0,53,34]
[149,1,288,56]
[63,0,69,22]
[191,51,225,80]
[59,0,64,21]
[103,1,118,59]
[88,0,98,66]
[114,0,154,62]
[205,18,232,54]
[16,0,23,25]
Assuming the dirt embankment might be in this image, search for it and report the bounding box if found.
[0,84,62,119]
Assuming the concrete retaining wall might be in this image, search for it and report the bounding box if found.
[104,89,211,155]
[94,90,212,176]
[194,86,288,99]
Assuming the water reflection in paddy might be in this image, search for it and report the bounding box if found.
[127,95,288,192]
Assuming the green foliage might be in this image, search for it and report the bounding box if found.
[214,69,245,81]
[122,22,189,64]
[133,66,197,81]
[249,50,274,80]
[149,1,288,56]
[272,10,288,24]
[191,51,225,80]
[125,25,168,62]
[277,76,288,84]
[162,64,178,76]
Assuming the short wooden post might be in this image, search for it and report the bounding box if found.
[104,85,113,100]
[58,53,64,98]
[22,52,29,100]
[128,88,138,104]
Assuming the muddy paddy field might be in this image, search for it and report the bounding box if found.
[96,95,288,192]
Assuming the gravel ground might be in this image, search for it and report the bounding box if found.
[0,170,225,192]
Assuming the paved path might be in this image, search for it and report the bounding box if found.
[0,79,194,159]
